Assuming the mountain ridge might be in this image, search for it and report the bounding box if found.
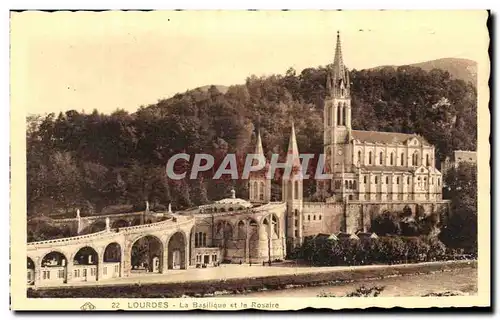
[369,57,477,85]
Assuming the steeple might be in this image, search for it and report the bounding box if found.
[327,31,350,98]
[286,121,301,169]
[254,130,264,157]
[333,31,344,77]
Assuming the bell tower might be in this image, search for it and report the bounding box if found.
[324,31,352,183]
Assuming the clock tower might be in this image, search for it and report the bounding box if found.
[323,31,352,191]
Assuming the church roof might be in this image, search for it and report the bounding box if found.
[351,130,431,146]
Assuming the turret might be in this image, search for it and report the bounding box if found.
[248,130,271,203]
[282,122,304,249]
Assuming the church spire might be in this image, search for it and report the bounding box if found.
[327,30,350,98]
[287,121,301,169]
[333,30,344,75]
[254,130,264,157]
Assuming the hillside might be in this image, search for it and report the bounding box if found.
[372,58,477,86]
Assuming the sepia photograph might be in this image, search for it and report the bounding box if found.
[9,10,490,310]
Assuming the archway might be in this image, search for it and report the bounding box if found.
[27,257,35,285]
[167,232,187,270]
[73,246,99,282]
[248,218,259,263]
[112,219,129,229]
[103,242,122,278]
[41,251,67,284]
[131,235,163,273]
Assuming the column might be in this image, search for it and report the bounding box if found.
[182,243,189,269]
[162,248,169,274]
[245,227,250,263]
[97,253,104,282]
[121,246,131,277]
[34,258,41,287]
[65,259,73,284]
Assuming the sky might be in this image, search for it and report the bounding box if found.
[10,10,488,115]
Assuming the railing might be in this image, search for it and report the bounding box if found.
[27,215,196,248]
[53,211,145,223]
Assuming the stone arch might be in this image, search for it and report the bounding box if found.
[41,251,68,284]
[215,220,233,240]
[228,207,234,212]
[103,242,122,278]
[112,219,129,229]
[236,220,246,239]
[27,257,35,285]
[72,246,99,281]
[130,235,163,273]
[167,231,188,269]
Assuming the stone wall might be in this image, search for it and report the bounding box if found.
[302,200,450,236]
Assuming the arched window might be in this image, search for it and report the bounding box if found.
[413,152,419,166]
[259,181,264,200]
[253,181,258,199]
[337,103,341,125]
[438,178,441,186]
[353,180,357,190]
[308,215,311,221]
[368,151,373,165]
[202,233,207,247]
[407,177,410,184]
[397,177,400,184]
[345,180,348,188]
[375,176,378,184]
[294,181,299,200]
[327,105,332,126]
[379,152,383,165]
[358,150,362,164]
[390,153,394,165]
[313,215,316,220]
[342,104,347,126]
[363,176,367,184]
[295,209,298,217]
[401,153,404,166]
[349,180,353,189]
[426,154,430,167]
[386,176,389,184]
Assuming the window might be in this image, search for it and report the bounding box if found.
[426,154,430,167]
[319,215,322,220]
[103,267,107,275]
[397,177,400,184]
[335,180,341,189]
[379,152,383,165]
[58,270,64,278]
[115,265,119,273]
[401,153,404,166]
[363,176,367,184]
[353,180,357,190]
[327,105,332,126]
[294,230,298,237]
[337,103,341,125]
[294,181,299,200]
[313,215,316,220]
[308,215,311,221]
[386,176,389,184]
[407,177,410,184]
[74,270,79,278]
[202,233,207,247]
[259,181,264,200]
[295,209,298,217]
[375,176,378,184]
[369,152,372,165]
[294,220,298,227]
[438,178,441,186]
[390,153,394,165]
[358,150,362,164]
[348,180,353,189]
[253,181,258,199]
[342,104,347,125]
[91,268,95,276]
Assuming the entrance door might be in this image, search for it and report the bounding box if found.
[173,250,181,268]
[204,255,210,265]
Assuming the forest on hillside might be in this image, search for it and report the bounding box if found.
[26,65,477,216]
